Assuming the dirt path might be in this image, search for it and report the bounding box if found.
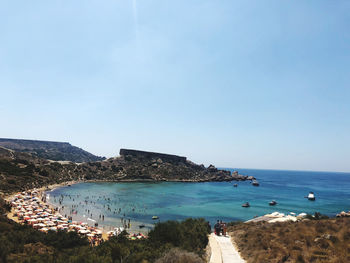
[209,233,245,263]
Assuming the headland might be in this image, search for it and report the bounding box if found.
[0,146,253,196]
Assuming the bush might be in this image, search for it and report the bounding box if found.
[149,218,210,254]
[155,248,204,263]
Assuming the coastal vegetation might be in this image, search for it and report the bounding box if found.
[0,200,209,263]
[228,217,350,263]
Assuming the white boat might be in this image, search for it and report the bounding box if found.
[252,180,259,186]
[307,192,315,201]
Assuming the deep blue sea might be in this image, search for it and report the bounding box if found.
[47,169,350,231]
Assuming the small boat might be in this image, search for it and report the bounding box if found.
[242,202,250,208]
[233,184,238,187]
[152,216,159,220]
[307,192,315,201]
[269,200,277,206]
[139,224,145,228]
[252,180,260,186]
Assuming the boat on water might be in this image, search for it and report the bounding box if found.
[139,224,145,228]
[307,192,316,201]
[152,216,159,220]
[242,202,250,208]
[269,200,277,206]
[233,184,238,187]
[252,180,260,186]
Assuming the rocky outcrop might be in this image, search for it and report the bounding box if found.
[120,149,186,163]
[336,211,350,217]
[109,152,237,182]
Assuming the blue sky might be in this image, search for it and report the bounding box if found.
[0,1,349,172]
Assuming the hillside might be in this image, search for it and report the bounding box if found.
[0,138,105,163]
[228,218,350,263]
[0,147,252,195]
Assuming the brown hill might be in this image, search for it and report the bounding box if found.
[228,218,350,263]
[0,138,105,163]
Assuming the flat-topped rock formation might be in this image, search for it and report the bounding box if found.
[120,149,187,163]
[108,149,236,182]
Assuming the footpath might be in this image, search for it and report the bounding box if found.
[209,233,245,263]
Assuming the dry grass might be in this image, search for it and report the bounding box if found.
[228,218,350,263]
[155,248,204,263]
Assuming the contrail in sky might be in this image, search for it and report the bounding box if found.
[132,0,139,40]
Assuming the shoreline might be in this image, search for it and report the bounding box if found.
[6,188,115,242]
[5,180,156,239]
[45,191,154,235]
[3,175,255,202]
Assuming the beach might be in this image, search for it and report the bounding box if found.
[5,183,148,244]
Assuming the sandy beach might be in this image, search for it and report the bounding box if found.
[5,180,152,242]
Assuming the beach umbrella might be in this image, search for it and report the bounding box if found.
[27,219,38,224]
[46,222,56,226]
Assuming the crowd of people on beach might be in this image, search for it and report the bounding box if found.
[52,192,148,232]
[9,190,106,246]
[8,189,149,245]
[214,220,227,236]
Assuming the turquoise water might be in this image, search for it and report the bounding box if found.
[48,169,350,229]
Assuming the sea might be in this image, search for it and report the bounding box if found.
[47,169,350,232]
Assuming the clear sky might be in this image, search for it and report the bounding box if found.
[0,1,349,172]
